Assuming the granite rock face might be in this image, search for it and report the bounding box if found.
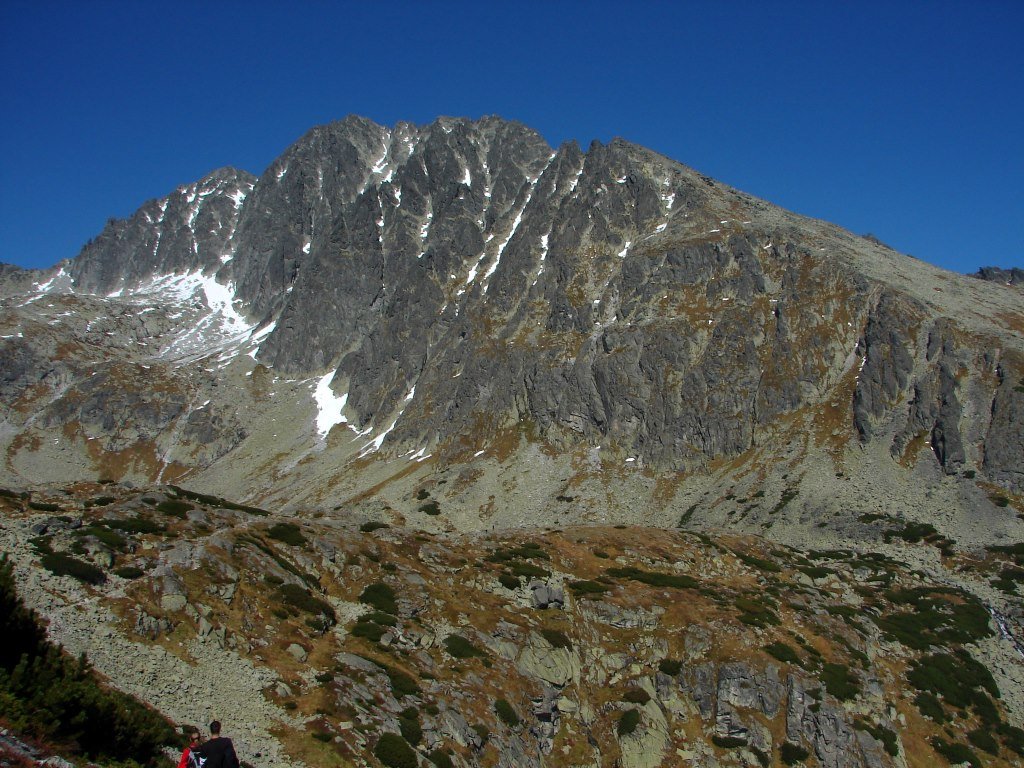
[3,114,1024,505]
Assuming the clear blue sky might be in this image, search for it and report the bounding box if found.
[1,1,1021,274]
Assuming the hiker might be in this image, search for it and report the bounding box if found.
[197,720,240,768]
[177,729,201,768]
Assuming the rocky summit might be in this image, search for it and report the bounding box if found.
[0,116,1022,767]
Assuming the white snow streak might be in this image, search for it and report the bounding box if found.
[313,372,349,437]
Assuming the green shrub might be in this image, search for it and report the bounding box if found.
[359,521,390,532]
[374,732,418,768]
[606,566,697,589]
[498,573,521,590]
[398,713,422,745]
[267,522,306,546]
[967,728,999,755]
[363,611,398,626]
[388,669,420,698]
[0,556,176,762]
[40,552,106,585]
[276,583,335,623]
[764,642,801,665]
[735,596,779,627]
[77,525,127,550]
[999,723,1024,756]
[990,495,1010,508]
[617,708,640,737]
[712,735,746,748]
[428,749,455,768]
[913,692,946,722]
[416,488,430,500]
[28,501,61,512]
[821,663,859,701]
[931,737,981,768]
[264,573,284,585]
[567,579,610,597]
[350,621,387,642]
[418,500,441,516]
[360,582,398,614]
[779,742,809,765]
[113,566,145,579]
[102,516,165,535]
[539,628,572,649]
[156,499,192,518]
[510,561,550,579]
[658,658,682,676]
[855,720,899,756]
[444,634,487,659]
[495,698,520,727]
[471,723,489,744]
[311,731,331,742]
[622,688,651,705]
[907,651,999,708]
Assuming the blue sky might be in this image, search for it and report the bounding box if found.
[1,1,1021,274]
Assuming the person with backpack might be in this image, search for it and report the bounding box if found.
[194,720,240,768]
[177,729,202,768]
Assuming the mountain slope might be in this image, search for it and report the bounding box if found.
[0,115,1022,545]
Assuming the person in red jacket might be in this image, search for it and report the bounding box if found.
[177,729,201,768]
